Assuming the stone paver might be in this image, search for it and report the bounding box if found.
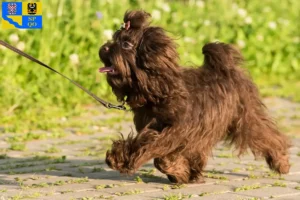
[0,97,300,200]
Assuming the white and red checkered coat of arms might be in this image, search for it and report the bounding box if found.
[7,3,17,15]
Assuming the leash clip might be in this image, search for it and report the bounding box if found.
[106,101,127,110]
[107,104,127,110]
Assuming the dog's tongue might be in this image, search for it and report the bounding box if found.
[99,66,114,73]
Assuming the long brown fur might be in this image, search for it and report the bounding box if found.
[99,10,291,183]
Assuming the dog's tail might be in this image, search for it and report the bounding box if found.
[202,42,243,72]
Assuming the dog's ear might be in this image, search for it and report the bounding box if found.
[124,10,151,29]
[137,27,179,71]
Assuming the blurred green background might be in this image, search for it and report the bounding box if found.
[0,0,299,133]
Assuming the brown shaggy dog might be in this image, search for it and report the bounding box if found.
[99,10,291,183]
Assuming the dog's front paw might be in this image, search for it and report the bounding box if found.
[106,150,135,174]
[105,139,136,174]
[105,150,118,170]
[119,167,136,175]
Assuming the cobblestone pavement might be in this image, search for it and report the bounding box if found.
[0,97,300,200]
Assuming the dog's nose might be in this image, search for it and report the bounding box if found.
[99,43,111,60]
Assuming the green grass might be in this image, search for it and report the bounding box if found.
[92,167,105,172]
[163,193,192,200]
[60,190,73,194]
[216,153,233,158]
[205,173,228,180]
[115,189,142,196]
[95,184,106,190]
[170,184,187,189]
[263,171,280,178]
[134,175,144,183]
[205,170,228,180]
[52,177,89,186]
[272,181,287,187]
[9,143,26,151]
[0,0,299,130]
[10,192,42,200]
[232,167,241,172]
[0,154,7,159]
[139,168,157,178]
[45,146,61,153]
[234,183,266,192]
[199,191,228,196]
[22,182,50,189]
[163,185,171,191]
[248,173,261,179]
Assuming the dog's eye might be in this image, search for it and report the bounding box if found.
[122,41,133,50]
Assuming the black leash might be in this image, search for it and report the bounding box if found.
[0,40,126,111]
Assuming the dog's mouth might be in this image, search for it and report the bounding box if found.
[99,66,118,75]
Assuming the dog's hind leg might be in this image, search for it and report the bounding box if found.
[126,126,189,175]
[188,152,208,183]
[154,150,208,184]
[250,123,290,174]
[154,154,190,184]
[230,111,291,174]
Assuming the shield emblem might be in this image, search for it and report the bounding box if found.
[27,3,37,15]
[7,3,17,15]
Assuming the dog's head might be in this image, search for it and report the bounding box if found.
[99,10,181,107]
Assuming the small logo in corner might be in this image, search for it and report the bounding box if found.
[2,2,42,29]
